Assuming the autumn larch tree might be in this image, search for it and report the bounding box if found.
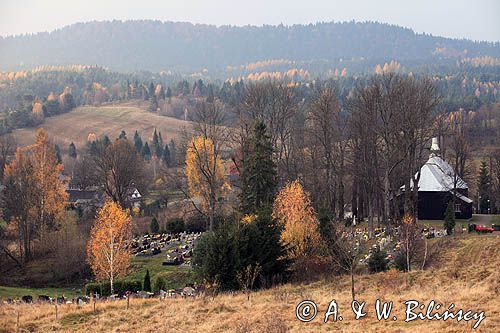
[273,180,321,258]
[87,200,133,295]
[186,136,228,231]
[4,129,68,261]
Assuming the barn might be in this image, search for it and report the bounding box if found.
[403,138,473,220]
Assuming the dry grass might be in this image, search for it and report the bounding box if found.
[1,235,499,332]
[12,103,192,150]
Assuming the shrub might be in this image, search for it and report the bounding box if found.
[152,270,195,292]
[85,279,142,296]
[185,214,206,233]
[150,217,160,234]
[368,248,388,273]
[166,218,185,234]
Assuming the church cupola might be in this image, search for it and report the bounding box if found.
[430,137,440,157]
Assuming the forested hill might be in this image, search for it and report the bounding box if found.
[1,20,499,73]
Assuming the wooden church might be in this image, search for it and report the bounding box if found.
[405,138,473,220]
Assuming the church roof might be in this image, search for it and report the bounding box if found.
[404,138,468,192]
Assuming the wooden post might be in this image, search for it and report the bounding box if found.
[126,294,130,310]
[16,310,20,333]
[55,304,58,320]
[93,298,96,313]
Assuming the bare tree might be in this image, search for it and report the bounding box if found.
[93,139,146,208]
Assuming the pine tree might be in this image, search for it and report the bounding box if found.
[444,200,456,235]
[159,85,165,100]
[166,87,172,99]
[240,120,277,214]
[142,142,151,161]
[477,161,491,214]
[152,129,159,149]
[68,142,77,159]
[119,130,127,140]
[102,135,111,147]
[169,139,176,166]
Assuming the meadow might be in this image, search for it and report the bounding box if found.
[0,235,498,332]
[11,102,192,150]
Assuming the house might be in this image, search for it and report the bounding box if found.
[127,187,142,209]
[402,137,473,220]
[66,187,104,210]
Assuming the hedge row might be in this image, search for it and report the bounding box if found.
[85,279,142,296]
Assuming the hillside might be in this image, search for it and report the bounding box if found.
[11,103,192,150]
[1,20,499,73]
[0,235,498,332]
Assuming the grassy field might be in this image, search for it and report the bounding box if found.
[12,103,192,150]
[0,235,498,332]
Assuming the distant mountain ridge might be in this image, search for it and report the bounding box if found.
[0,20,499,73]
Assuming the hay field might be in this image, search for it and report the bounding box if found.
[12,104,192,150]
[1,235,498,332]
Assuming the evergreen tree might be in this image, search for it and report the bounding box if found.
[158,132,163,147]
[148,82,155,98]
[155,143,163,159]
[102,135,111,147]
[119,130,127,140]
[148,94,158,112]
[89,141,98,155]
[152,129,159,149]
[150,217,160,234]
[163,144,171,166]
[166,86,172,99]
[477,161,491,214]
[169,139,176,166]
[126,80,131,99]
[68,142,77,159]
[143,269,152,292]
[240,120,277,214]
[159,85,165,100]
[444,200,456,235]
[133,130,143,153]
[206,85,215,103]
[142,142,151,161]
[54,144,62,164]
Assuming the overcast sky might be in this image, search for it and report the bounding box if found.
[0,0,498,42]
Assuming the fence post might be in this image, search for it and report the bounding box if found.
[127,294,130,310]
[55,304,58,320]
[16,310,20,333]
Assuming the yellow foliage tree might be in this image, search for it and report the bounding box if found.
[185,136,228,231]
[4,129,68,260]
[273,180,321,258]
[87,201,132,294]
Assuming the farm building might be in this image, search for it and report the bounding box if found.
[402,138,473,220]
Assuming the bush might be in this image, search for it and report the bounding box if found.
[185,214,206,233]
[368,248,388,273]
[152,270,195,292]
[166,218,185,234]
[150,217,160,234]
[393,250,408,272]
[85,279,142,296]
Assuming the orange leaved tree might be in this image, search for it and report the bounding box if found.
[87,201,132,295]
[273,180,322,258]
[185,136,228,231]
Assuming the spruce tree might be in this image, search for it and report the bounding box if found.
[148,82,155,98]
[68,142,77,159]
[134,131,143,153]
[119,130,127,140]
[148,94,158,112]
[142,142,151,161]
[159,85,165,100]
[143,269,152,292]
[444,200,456,235]
[163,144,171,166]
[477,161,491,214]
[152,129,159,149]
[102,135,111,147]
[240,120,277,214]
[54,144,62,163]
[166,87,172,99]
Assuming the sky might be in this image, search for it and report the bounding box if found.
[0,0,499,42]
